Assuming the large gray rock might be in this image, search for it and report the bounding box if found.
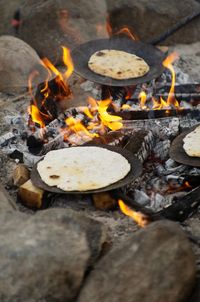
[18,0,107,64]
[172,42,200,82]
[0,208,106,302]
[0,35,47,93]
[0,183,16,211]
[107,0,200,45]
[78,220,196,302]
[0,0,22,36]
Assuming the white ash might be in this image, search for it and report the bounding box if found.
[80,80,101,99]
[133,189,150,206]
[154,140,171,160]
[179,115,200,130]
[149,192,165,212]
[180,101,193,109]
[23,152,41,168]
[123,116,180,139]
[157,67,192,86]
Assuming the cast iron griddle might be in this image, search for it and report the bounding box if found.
[170,125,200,167]
[31,144,142,194]
[71,37,165,87]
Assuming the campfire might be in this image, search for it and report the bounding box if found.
[0,29,196,229]
[1,3,200,301]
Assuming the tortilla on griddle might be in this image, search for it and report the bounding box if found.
[37,147,131,191]
[183,125,200,157]
[88,49,150,80]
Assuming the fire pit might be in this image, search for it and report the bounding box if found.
[0,34,199,225]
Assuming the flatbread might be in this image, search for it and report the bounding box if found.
[37,147,131,191]
[183,125,200,157]
[88,49,150,80]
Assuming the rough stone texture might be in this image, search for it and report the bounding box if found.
[18,0,107,64]
[0,182,17,211]
[0,208,106,302]
[0,35,47,93]
[107,0,200,45]
[172,42,200,82]
[78,220,196,302]
[0,0,22,36]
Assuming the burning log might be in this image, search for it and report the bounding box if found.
[18,179,44,209]
[33,77,72,121]
[160,185,200,222]
[114,180,200,224]
[156,83,200,103]
[123,130,155,163]
[27,133,67,156]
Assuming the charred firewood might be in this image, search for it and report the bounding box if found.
[159,185,200,222]
[113,184,200,223]
[33,76,72,122]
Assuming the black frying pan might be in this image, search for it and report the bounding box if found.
[170,125,200,167]
[31,144,142,194]
[71,37,165,87]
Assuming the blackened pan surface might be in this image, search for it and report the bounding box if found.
[170,125,200,167]
[71,38,165,87]
[31,144,142,194]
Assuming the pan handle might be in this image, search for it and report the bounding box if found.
[148,8,200,45]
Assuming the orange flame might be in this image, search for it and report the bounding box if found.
[118,199,149,228]
[106,14,138,40]
[121,104,131,110]
[29,105,46,128]
[28,70,40,105]
[41,46,73,97]
[62,46,74,79]
[106,15,113,37]
[162,52,179,108]
[139,91,147,109]
[136,52,181,111]
[115,26,138,40]
[28,47,73,129]
[152,97,169,110]
[65,116,98,140]
[98,99,123,131]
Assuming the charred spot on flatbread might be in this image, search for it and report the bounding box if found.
[96,51,105,56]
[49,175,60,179]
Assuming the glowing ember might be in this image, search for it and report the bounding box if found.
[118,199,149,227]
